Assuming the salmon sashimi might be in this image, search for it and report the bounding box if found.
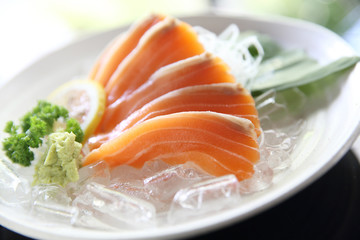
[104,17,205,105]
[88,34,122,83]
[97,52,235,133]
[88,83,260,150]
[83,112,260,181]
[89,14,166,86]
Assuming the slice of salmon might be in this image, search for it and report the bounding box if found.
[104,17,205,106]
[88,34,121,83]
[83,112,260,181]
[97,53,235,133]
[89,14,166,86]
[88,83,260,150]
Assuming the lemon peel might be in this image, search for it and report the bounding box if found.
[48,80,106,142]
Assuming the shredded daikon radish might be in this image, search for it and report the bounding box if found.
[194,24,264,89]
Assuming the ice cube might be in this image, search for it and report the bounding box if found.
[168,175,240,223]
[31,184,76,224]
[259,116,278,132]
[0,158,31,206]
[238,162,273,194]
[256,88,307,129]
[261,146,291,172]
[109,160,173,208]
[143,163,211,210]
[109,179,151,202]
[256,89,307,180]
[263,130,289,148]
[286,119,306,138]
[66,160,110,197]
[109,159,172,182]
[110,164,144,181]
[140,159,172,178]
[260,117,305,174]
[72,182,156,229]
[255,90,287,119]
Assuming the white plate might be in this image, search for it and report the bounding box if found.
[1,13,360,240]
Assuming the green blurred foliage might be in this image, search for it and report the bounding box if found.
[233,0,360,33]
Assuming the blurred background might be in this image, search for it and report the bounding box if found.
[0,0,359,83]
[0,0,359,153]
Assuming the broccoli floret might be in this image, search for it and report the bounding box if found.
[4,121,18,135]
[21,100,69,132]
[65,118,84,143]
[2,100,84,166]
[2,131,34,166]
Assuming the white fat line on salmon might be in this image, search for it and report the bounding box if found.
[123,140,256,169]
[166,113,257,138]
[108,126,258,163]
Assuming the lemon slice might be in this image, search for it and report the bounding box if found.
[48,80,106,142]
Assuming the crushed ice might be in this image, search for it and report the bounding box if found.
[0,157,31,206]
[0,86,306,229]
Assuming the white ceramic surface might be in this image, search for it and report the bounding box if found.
[0,13,360,240]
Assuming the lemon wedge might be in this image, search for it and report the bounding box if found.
[48,80,106,142]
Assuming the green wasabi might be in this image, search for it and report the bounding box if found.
[33,132,82,187]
